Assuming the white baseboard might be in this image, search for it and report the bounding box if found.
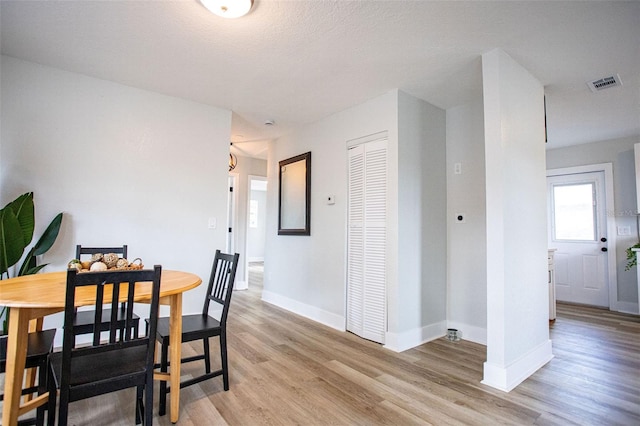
[384,321,447,352]
[446,321,487,345]
[261,290,345,331]
[383,320,487,353]
[615,300,639,315]
[234,280,248,291]
[482,339,553,392]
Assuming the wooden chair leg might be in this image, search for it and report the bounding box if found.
[58,387,69,426]
[145,374,153,426]
[135,385,143,424]
[203,337,211,374]
[159,338,169,417]
[220,332,229,391]
[47,366,57,426]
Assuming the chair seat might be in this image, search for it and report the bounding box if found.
[50,344,148,391]
[73,309,140,332]
[0,329,57,371]
[1,329,55,425]
[155,314,221,342]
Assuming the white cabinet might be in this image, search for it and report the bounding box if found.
[548,249,557,320]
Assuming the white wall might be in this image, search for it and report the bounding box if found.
[446,97,487,344]
[263,91,399,331]
[1,56,232,340]
[481,49,552,391]
[546,136,639,308]
[392,91,447,351]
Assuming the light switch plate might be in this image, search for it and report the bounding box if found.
[617,226,631,236]
[208,217,217,229]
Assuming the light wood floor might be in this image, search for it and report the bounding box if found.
[4,263,640,425]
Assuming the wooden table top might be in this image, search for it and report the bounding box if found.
[0,269,202,308]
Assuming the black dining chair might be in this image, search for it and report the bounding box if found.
[72,245,140,343]
[48,266,162,426]
[150,250,239,416]
[0,329,56,426]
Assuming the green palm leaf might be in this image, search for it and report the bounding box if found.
[7,192,34,246]
[0,208,27,277]
[33,212,63,256]
[19,212,63,276]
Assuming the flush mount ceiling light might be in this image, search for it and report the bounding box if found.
[200,0,254,19]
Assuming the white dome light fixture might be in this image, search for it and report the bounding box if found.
[200,0,254,19]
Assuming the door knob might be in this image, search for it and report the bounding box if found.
[600,237,607,242]
[601,247,608,252]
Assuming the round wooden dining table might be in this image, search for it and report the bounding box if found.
[0,269,201,426]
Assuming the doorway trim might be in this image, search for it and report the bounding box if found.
[242,175,268,290]
[227,172,241,284]
[547,163,618,312]
[227,173,240,250]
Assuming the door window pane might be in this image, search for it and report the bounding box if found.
[553,183,596,241]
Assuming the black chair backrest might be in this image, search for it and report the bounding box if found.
[62,266,162,374]
[203,250,240,325]
[76,244,128,260]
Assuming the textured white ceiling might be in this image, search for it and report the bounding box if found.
[1,0,639,158]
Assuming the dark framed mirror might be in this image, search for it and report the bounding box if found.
[278,151,311,235]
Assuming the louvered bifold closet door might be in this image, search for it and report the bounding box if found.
[347,138,387,344]
[347,145,365,338]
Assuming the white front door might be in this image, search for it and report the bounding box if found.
[547,171,609,307]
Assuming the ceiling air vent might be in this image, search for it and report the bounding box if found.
[587,74,622,93]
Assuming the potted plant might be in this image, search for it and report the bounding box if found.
[626,242,640,271]
[0,192,63,333]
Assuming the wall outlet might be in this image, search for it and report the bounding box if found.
[454,163,462,175]
[208,217,217,229]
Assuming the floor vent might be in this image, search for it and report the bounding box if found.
[587,74,622,92]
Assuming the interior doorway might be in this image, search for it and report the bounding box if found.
[244,175,267,288]
[547,164,618,310]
